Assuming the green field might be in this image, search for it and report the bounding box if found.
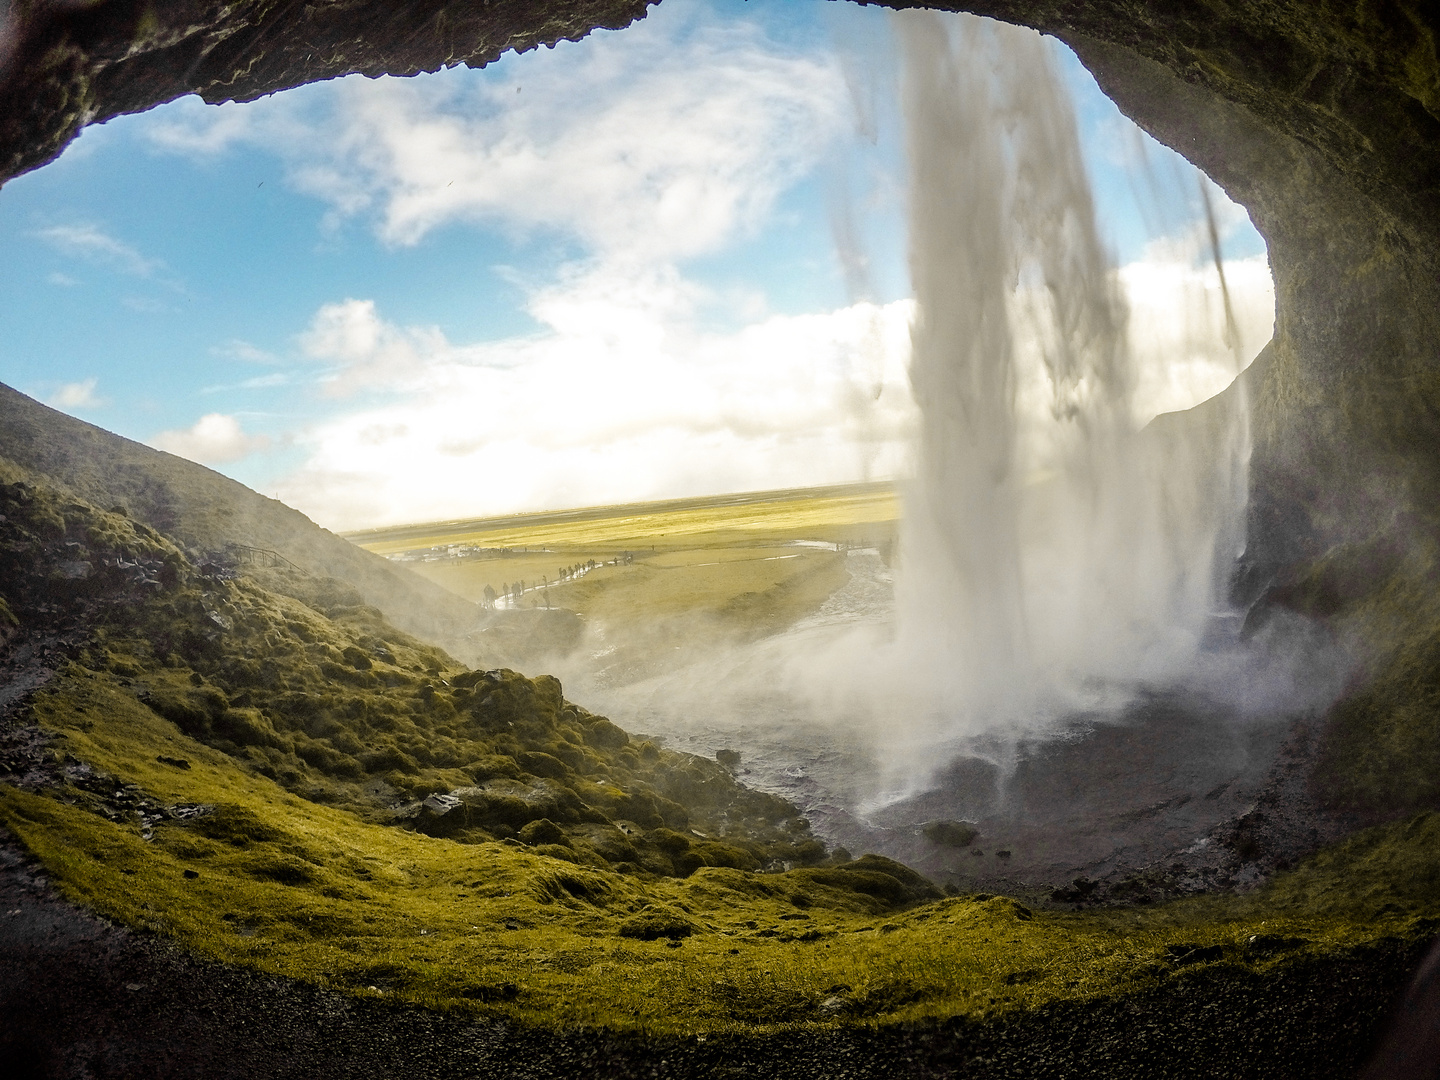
[349,483,901,677]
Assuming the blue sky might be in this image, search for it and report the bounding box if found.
[0,0,1271,530]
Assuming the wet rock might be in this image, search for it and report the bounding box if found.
[1166,943,1225,967]
[421,793,462,816]
[1051,877,1100,903]
[1247,934,1306,957]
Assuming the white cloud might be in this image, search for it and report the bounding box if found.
[144,5,848,261]
[130,1,1274,533]
[266,242,1270,532]
[50,378,102,410]
[150,414,271,465]
[47,271,80,287]
[271,287,917,530]
[212,339,285,365]
[37,223,160,276]
[201,373,292,394]
[1125,253,1273,420]
[299,298,445,395]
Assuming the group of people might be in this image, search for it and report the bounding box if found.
[555,559,597,583]
[478,552,637,610]
[481,581,529,608]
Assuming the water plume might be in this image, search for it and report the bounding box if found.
[884,12,1250,771]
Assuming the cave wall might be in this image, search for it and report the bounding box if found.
[1060,30,1440,592]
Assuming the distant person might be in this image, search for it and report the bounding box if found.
[483,584,496,608]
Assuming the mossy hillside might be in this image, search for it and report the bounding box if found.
[3,668,1438,1035]
[0,478,828,878]
[95,588,820,873]
[2,469,1438,1038]
[0,388,487,657]
[0,472,185,602]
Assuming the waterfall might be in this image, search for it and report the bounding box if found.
[888,12,1250,759]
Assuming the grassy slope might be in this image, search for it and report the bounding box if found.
[0,383,485,655]
[350,486,899,557]
[0,458,1437,1043]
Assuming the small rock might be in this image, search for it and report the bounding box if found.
[421,793,462,815]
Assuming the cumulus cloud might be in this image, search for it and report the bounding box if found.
[145,8,848,261]
[272,288,917,530]
[150,414,271,465]
[299,298,446,395]
[269,241,1268,532]
[36,223,160,276]
[50,378,102,410]
[132,1,1273,532]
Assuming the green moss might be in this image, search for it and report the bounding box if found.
[4,671,1439,1037]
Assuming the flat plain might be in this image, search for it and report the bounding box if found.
[349,482,901,675]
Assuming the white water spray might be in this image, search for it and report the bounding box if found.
[886,13,1250,766]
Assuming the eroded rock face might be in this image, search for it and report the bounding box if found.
[3,3,1435,239]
